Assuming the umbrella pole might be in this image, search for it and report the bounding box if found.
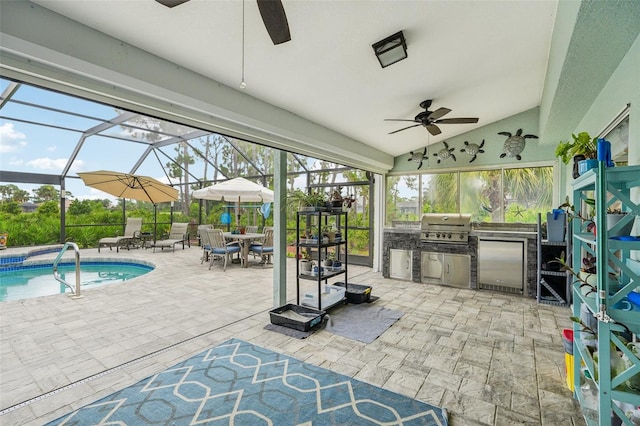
[236,196,240,229]
[153,204,157,243]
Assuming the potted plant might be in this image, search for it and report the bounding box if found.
[323,225,336,243]
[299,251,313,273]
[288,189,326,212]
[323,254,334,268]
[330,187,344,210]
[555,132,598,178]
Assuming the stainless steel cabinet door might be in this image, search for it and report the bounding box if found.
[390,249,412,280]
[478,238,525,291]
[421,252,443,283]
[443,254,470,288]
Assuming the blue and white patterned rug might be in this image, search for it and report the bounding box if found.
[47,339,448,425]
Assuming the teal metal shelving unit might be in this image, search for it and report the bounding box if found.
[571,161,640,425]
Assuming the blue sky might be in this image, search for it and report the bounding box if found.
[0,78,199,202]
[0,78,363,203]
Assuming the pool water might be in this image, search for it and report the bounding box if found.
[0,262,153,302]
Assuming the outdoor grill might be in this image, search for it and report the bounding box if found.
[420,213,472,245]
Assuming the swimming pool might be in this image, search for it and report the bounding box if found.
[0,261,154,302]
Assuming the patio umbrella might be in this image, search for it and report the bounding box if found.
[192,177,274,227]
[78,170,179,240]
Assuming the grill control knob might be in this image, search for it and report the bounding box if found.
[459,234,464,239]
[436,233,441,238]
[447,234,452,239]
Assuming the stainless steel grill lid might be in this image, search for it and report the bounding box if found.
[421,213,471,244]
[421,213,472,228]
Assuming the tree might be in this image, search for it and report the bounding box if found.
[0,184,19,202]
[36,200,59,215]
[165,142,194,215]
[68,199,102,216]
[32,185,59,202]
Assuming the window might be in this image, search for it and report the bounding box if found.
[386,166,554,225]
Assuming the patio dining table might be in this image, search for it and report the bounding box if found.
[223,232,264,268]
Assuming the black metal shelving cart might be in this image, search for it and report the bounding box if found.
[296,210,348,310]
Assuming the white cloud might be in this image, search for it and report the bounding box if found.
[26,157,70,171]
[0,123,27,153]
[8,158,24,166]
[68,159,85,173]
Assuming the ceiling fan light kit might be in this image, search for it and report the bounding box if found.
[372,31,408,68]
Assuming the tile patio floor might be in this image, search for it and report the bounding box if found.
[0,245,584,425]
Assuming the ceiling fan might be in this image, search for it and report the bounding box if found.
[155,0,291,45]
[385,100,479,136]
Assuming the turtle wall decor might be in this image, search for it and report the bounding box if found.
[408,147,428,169]
[433,141,456,164]
[498,129,538,160]
[460,139,485,163]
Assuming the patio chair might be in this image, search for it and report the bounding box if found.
[199,226,213,264]
[153,222,190,252]
[246,225,258,233]
[207,229,242,271]
[197,224,213,247]
[98,217,143,253]
[249,228,273,267]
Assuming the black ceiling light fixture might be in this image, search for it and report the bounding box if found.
[372,31,407,68]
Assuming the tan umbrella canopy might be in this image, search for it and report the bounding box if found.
[77,170,178,203]
[78,170,179,241]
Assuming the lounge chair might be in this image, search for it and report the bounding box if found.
[249,228,274,266]
[153,222,190,252]
[98,217,143,253]
[207,229,242,271]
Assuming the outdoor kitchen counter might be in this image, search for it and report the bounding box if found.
[383,223,539,297]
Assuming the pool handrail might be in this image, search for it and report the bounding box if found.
[53,242,84,299]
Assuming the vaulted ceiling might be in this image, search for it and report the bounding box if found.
[2,1,639,173]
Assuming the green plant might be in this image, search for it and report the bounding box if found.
[555,132,598,164]
[570,315,597,338]
[300,250,312,260]
[556,195,595,221]
[550,253,598,296]
[288,189,325,209]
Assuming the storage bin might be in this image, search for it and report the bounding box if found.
[269,304,325,332]
[334,282,372,304]
[301,285,345,310]
[546,211,566,242]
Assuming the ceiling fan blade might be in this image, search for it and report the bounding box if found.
[155,0,190,7]
[389,124,421,135]
[385,119,418,123]
[435,117,479,124]
[426,124,442,136]
[257,0,291,45]
[426,107,451,121]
